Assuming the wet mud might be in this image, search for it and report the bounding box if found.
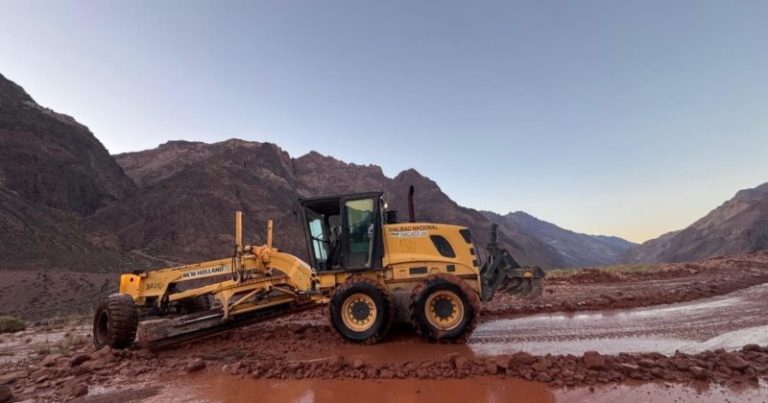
[3,253,768,401]
[484,253,768,317]
[138,375,768,403]
[471,283,768,356]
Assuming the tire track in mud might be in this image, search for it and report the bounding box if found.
[470,283,768,356]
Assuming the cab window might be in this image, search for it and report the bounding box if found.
[345,198,375,267]
[308,217,328,265]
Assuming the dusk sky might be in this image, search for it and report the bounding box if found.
[1,0,766,243]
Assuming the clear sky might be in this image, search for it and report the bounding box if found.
[1,1,767,243]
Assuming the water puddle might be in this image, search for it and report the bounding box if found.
[469,283,768,356]
[145,374,768,403]
[0,325,89,364]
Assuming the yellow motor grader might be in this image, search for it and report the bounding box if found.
[93,189,544,349]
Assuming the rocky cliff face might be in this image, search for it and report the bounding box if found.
[624,182,768,263]
[483,211,636,267]
[0,74,146,271]
[95,140,301,262]
[0,73,136,215]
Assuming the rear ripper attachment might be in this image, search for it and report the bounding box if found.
[479,224,546,302]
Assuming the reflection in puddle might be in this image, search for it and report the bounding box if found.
[147,375,557,403]
[146,375,768,403]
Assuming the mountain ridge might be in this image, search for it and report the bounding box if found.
[482,210,637,267]
[623,182,768,263]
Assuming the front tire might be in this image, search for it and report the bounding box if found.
[93,294,138,349]
[409,274,479,342]
[329,277,394,344]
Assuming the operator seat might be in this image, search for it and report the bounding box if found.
[327,226,342,270]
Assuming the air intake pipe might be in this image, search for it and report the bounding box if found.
[408,185,415,223]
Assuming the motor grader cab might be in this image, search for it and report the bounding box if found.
[92,188,545,349]
[300,192,385,272]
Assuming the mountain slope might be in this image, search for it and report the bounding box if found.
[104,140,566,267]
[0,73,136,215]
[483,211,637,267]
[624,182,768,263]
[0,73,148,272]
[95,140,300,262]
[0,185,141,271]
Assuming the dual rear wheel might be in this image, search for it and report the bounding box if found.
[329,274,479,344]
[329,277,394,344]
[409,274,479,342]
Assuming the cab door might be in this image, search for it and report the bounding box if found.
[341,196,382,269]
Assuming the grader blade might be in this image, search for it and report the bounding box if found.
[137,301,317,350]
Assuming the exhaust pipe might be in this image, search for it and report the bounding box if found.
[408,185,415,223]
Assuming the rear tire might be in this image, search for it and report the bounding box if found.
[93,294,138,349]
[409,274,479,342]
[329,276,394,344]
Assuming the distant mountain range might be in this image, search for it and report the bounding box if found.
[483,211,637,267]
[1,71,766,271]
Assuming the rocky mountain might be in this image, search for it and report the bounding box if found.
[0,73,135,215]
[624,182,768,263]
[0,71,640,271]
[102,140,565,267]
[483,211,637,267]
[0,73,145,271]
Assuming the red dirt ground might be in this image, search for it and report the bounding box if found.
[2,252,768,402]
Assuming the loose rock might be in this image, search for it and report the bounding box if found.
[69,353,91,367]
[583,351,605,370]
[67,383,88,398]
[186,358,206,373]
[722,352,749,371]
[510,352,537,366]
[0,385,12,403]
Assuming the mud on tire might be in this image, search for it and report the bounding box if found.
[409,273,480,342]
[329,276,394,344]
[93,293,138,349]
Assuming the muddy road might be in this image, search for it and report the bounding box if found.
[471,283,768,356]
[3,253,768,402]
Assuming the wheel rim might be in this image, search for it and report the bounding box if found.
[424,290,464,331]
[95,311,110,344]
[341,293,377,332]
